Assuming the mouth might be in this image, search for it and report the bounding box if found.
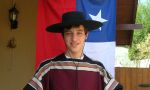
[71,42,79,48]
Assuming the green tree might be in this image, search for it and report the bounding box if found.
[137,34,150,59]
[129,0,150,62]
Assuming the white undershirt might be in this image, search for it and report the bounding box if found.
[65,54,84,59]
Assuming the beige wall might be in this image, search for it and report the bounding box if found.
[0,0,37,90]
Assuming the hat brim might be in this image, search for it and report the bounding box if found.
[46,20,103,33]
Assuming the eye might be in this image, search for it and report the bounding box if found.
[77,32,82,35]
[65,32,72,36]
[77,32,84,36]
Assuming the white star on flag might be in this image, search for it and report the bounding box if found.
[89,10,108,31]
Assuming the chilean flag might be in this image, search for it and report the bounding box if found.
[36,0,116,76]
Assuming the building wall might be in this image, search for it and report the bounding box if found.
[116,67,150,90]
[0,0,37,90]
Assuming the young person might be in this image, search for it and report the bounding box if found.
[24,11,123,90]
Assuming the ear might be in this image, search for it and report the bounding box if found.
[85,33,88,40]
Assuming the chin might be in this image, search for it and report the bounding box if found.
[71,49,82,54]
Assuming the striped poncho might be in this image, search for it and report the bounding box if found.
[23,53,123,90]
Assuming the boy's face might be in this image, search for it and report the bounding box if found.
[63,25,87,55]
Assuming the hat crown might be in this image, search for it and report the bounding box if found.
[62,11,85,24]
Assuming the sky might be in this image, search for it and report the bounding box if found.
[139,0,148,3]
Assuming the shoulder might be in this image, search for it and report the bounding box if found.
[35,53,65,79]
[84,55,111,77]
[84,54,105,68]
[36,53,65,71]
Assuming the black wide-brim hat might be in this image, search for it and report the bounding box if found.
[46,11,103,33]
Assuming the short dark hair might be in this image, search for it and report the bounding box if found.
[61,24,88,36]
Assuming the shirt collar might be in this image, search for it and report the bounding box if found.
[65,54,84,59]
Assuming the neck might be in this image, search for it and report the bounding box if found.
[65,51,83,59]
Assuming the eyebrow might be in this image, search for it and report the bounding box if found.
[76,29,84,32]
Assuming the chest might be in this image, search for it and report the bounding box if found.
[42,69,103,90]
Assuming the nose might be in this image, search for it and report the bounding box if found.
[72,33,78,41]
